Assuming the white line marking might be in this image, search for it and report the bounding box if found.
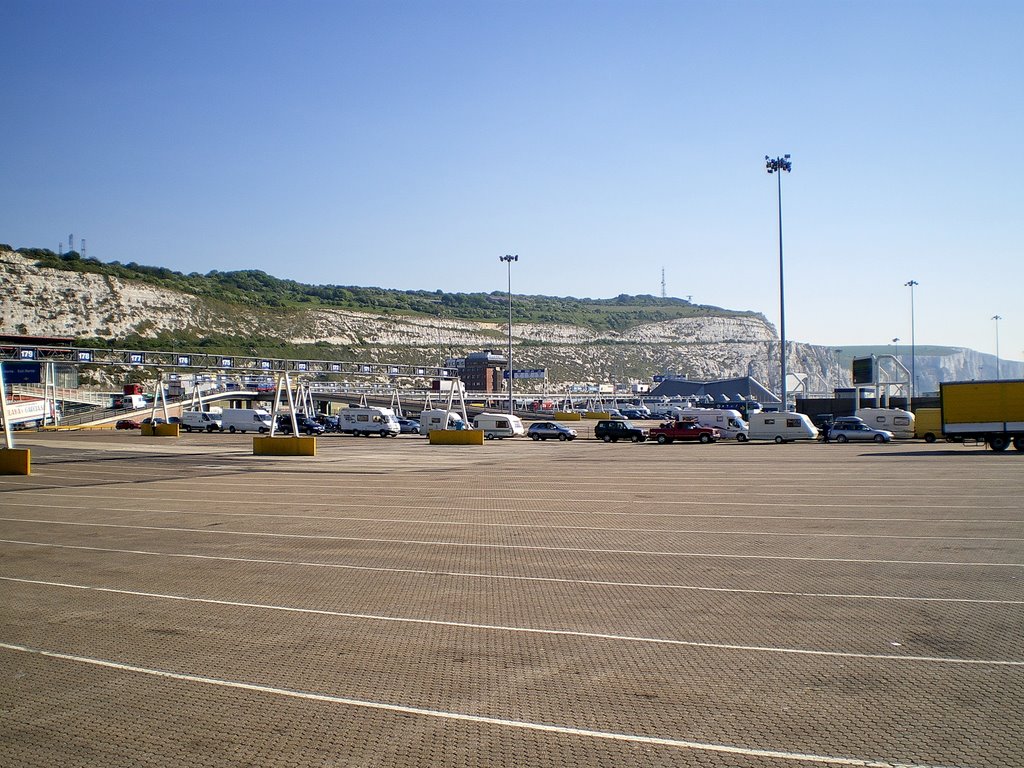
[2,517,1021,568]
[0,641,959,768]
[10,488,1022,513]
[5,539,1020,605]
[2,501,1019,542]
[3,576,1020,667]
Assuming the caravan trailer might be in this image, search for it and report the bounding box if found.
[747,412,818,443]
[472,413,525,439]
[855,408,915,439]
[669,407,749,440]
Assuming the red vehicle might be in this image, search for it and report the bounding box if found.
[115,419,141,430]
[649,418,719,444]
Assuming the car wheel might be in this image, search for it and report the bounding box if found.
[836,434,848,443]
[874,434,886,443]
[699,434,711,444]
[259,427,268,434]
[774,435,785,444]
[184,425,192,432]
[631,435,640,442]
[736,433,748,442]
[229,426,236,433]
[531,434,540,441]
[657,434,668,444]
[412,428,419,434]
[558,434,567,441]
[602,435,612,443]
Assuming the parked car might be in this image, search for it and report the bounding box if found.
[649,419,720,444]
[276,414,326,435]
[397,418,421,434]
[115,419,141,430]
[829,420,893,443]
[594,420,648,443]
[527,422,578,441]
[140,417,165,425]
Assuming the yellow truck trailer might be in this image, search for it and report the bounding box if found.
[940,380,1024,452]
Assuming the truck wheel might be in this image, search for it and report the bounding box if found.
[657,434,668,444]
[1014,437,1024,452]
[184,425,193,432]
[699,434,711,444]
[835,435,848,443]
[774,435,785,444]
[603,435,612,443]
[989,435,1010,452]
[229,426,236,433]
[736,433,748,442]
[380,429,388,438]
[924,433,936,443]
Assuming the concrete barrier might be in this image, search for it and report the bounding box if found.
[584,412,611,420]
[553,412,582,421]
[253,436,317,456]
[141,423,180,437]
[0,448,31,475]
[429,430,484,445]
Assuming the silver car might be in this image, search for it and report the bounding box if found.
[829,421,893,443]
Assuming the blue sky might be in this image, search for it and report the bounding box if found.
[3,0,1021,361]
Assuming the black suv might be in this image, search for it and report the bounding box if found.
[594,419,648,443]
[276,414,326,435]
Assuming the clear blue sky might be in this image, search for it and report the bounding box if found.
[3,0,1021,361]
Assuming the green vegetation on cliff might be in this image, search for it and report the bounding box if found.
[16,247,763,332]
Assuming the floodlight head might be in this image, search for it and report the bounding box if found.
[905,279,918,288]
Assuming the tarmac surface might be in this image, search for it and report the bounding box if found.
[2,429,1022,768]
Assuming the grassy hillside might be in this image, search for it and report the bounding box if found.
[11,246,764,332]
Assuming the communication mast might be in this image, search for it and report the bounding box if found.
[661,267,666,299]
[81,239,86,259]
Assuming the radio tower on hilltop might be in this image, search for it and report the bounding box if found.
[661,267,666,298]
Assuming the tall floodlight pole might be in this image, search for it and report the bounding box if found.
[905,280,918,403]
[766,154,792,410]
[993,315,1002,379]
[500,255,518,414]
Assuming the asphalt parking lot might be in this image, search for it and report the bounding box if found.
[1,430,1022,768]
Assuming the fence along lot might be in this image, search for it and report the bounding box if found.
[2,432,1023,768]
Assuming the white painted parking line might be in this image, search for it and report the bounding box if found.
[3,577,1021,666]
[0,641,957,768]
[4,539,1021,605]
[2,500,1021,542]
[2,499,1024,528]
[2,517,1022,568]
[8,488,1020,513]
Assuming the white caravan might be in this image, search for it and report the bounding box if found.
[472,413,526,439]
[180,408,223,433]
[669,407,749,441]
[854,408,915,439]
[419,409,468,436]
[339,406,400,437]
[747,412,818,443]
[219,408,272,434]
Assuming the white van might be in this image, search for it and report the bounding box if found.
[220,408,272,434]
[472,413,525,439]
[339,407,400,437]
[747,412,818,443]
[855,408,915,439]
[180,409,223,433]
[419,409,468,436]
[669,407,749,441]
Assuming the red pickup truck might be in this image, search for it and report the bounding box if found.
[649,419,720,444]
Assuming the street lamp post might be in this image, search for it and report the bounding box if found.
[905,280,918,403]
[500,254,518,414]
[766,154,792,411]
[993,315,1002,379]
